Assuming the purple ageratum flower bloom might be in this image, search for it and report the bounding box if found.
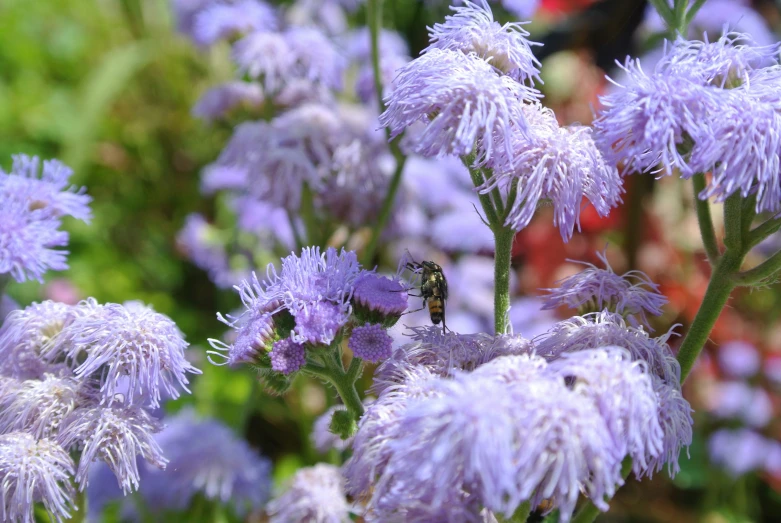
[140,409,272,514]
[359,363,622,522]
[209,309,276,367]
[0,197,69,283]
[352,272,409,318]
[708,428,779,477]
[646,376,692,477]
[348,323,393,363]
[717,340,761,378]
[546,347,664,476]
[234,27,345,93]
[535,310,681,386]
[1,154,91,222]
[176,213,239,289]
[425,1,541,83]
[379,48,539,164]
[266,464,352,523]
[269,338,306,374]
[342,27,409,63]
[0,432,75,523]
[58,405,166,494]
[0,300,74,379]
[484,104,623,239]
[192,0,277,47]
[52,301,201,407]
[687,88,781,213]
[373,326,533,395]
[593,58,720,177]
[171,0,214,39]
[0,374,80,439]
[706,381,773,428]
[655,32,779,88]
[192,81,264,122]
[542,250,667,327]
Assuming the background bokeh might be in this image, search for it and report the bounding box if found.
[4,0,781,521]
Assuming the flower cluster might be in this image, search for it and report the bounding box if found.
[347,337,691,522]
[209,247,408,386]
[379,1,623,240]
[542,250,668,328]
[594,32,781,213]
[0,154,90,283]
[0,299,200,522]
[266,463,352,523]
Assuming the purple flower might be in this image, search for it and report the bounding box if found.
[688,88,781,213]
[234,27,345,93]
[0,197,69,283]
[656,33,779,88]
[0,432,75,523]
[354,362,622,522]
[372,327,533,395]
[176,213,238,289]
[209,310,275,367]
[0,300,75,379]
[192,0,277,47]
[171,0,214,39]
[58,405,166,494]
[593,58,719,177]
[647,376,693,477]
[708,428,775,477]
[1,154,91,221]
[266,464,352,523]
[342,27,409,63]
[351,272,409,322]
[52,301,201,407]
[542,250,667,327]
[426,1,541,83]
[717,340,761,378]
[706,381,773,428]
[546,347,664,476]
[485,106,623,239]
[0,374,80,439]
[192,81,264,122]
[501,0,541,19]
[311,406,354,453]
[348,323,393,363]
[140,409,271,514]
[535,310,681,386]
[269,338,306,374]
[379,48,538,164]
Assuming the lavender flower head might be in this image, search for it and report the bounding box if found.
[192,81,264,122]
[192,0,277,47]
[51,301,201,407]
[709,428,781,477]
[380,48,538,164]
[0,432,75,523]
[348,323,393,363]
[269,338,306,375]
[0,374,79,439]
[717,340,761,378]
[426,1,541,83]
[58,405,166,494]
[0,300,74,379]
[542,250,667,327]
[351,272,408,324]
[267,464,351,523]
[484,105,623,239]
[1,154,91,222]
[140,409,271,514]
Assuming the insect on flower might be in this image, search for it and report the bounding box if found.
[404,257,449,332]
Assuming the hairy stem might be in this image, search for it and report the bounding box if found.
[747,216,781,250]
[677,250,742,381]
[691,174,720,265]
[493,226,515,335]
[303,356,364,424]
[361,0,408,266]
[723,193,743,252]
[733,249,781,286]
[72,489,88,523]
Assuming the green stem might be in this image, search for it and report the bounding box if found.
[368,0,385,114]
[677,250,742,381]
[733,249,781,286]
[303,358,364,423]
[287,210,304,250]
[300,184,319,247]
[685,0,708,25]
[747,216,781,250]
[362,148,406,266]
[648,0,675,27]
[330,371,365,420]
[493,227,515,335]
[672,0,688,31]
[691,174,720,265]
[467,162,500,226]
[71,489,87,523]
[723,193,743,252]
